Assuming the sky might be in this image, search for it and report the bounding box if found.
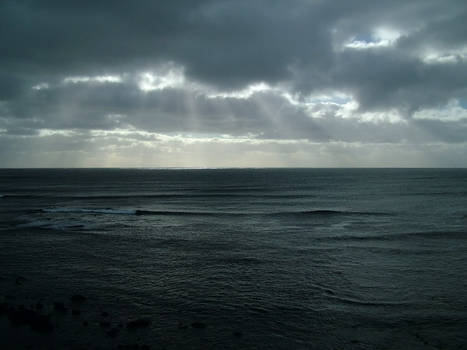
[1,0,467,167]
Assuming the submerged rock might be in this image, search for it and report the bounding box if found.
[118,345,150,350]
[70,294,87,303]
[177,321,188,330]
[191,321,206,329]
[0,302,8,314]
[15,276,27,285]
[107,327,120,338]
[100,320,111,328]
[53,302,67,313]
[7,306,54,333]
[126,318,151,330]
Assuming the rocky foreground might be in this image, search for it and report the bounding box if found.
[0,275,243,350]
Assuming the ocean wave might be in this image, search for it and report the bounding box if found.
[0,193,315,200]
[319,230,467,242]
[402,191,467,196]
[0,194,42,199]
[272,209,391,217]
[39,207,392,218]
[17,219,90,230]
[42,208,137,215]
[326,295,412,307]
[40,207,244,217]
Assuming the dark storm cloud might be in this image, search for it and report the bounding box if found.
[1,0,467,145]
[328,50,467,115]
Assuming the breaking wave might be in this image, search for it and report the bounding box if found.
[272,209,391,217]
[39,207,392,218]
[40,207,244,217]
[320,230,467,242]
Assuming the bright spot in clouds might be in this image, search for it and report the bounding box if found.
[63,75,122,84]
[413,99,467,121]
[138,67,185,91]
[421,46,467,64]
[345,28,401,49]
[207,82,272,99]
[32,83,50,90]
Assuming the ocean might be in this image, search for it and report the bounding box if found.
[0,168,466,349]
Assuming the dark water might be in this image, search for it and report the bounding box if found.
[1,169,466,349]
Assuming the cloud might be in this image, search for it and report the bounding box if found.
[0,0,467,166]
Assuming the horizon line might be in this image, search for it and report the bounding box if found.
[0,167,466,170]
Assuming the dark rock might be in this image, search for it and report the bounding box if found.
[126,318,151,330]
[107,327,120,338]
[100,320,111,328]
[72,309,80,316]
[351,339,360,344]
[7,307,54,333]
[233,331,243,337]
[177,321,188,330]
[53,302,67,313]
[118,345,150,350]
[15,276,27,285]
[82,320,88,327]
[101,311,109,317]
[30,314,54,333]
[0,302,8,315]
[191,321,206,329]
[70,294,87,303]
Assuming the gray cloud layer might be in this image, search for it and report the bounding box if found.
[1,0,467,166]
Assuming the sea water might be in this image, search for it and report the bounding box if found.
[0,169,466,349]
